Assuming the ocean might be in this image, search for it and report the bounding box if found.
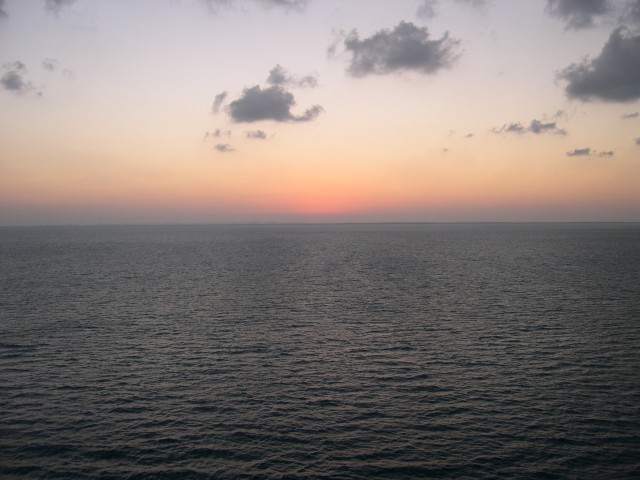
[1,223,639,479]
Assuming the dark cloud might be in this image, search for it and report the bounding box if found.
[214,143,234,153]
[42,58,59,72]
[0,0,7,18]
[622,112,639,118]
[492,118,567,135]
[45,0,76,14]
[558,28,640,102]
[566,147,614,156]
[212,91,228,113]
[246,130,267,139]
[1,62,37,95]
[227,85,323,123]
[546,0,610,30]
[336,21,460,77]
[266,64,318,88]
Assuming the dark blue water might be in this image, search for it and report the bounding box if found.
[1,223,639,479]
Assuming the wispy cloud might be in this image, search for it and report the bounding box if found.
[246,130,268,139]
[417,0,487,19]
[558,27,640,102]
[205,129,232,139]
[45,0,76,14]
[0,0,8,19]
[267,64,318,88]
[492,117,567,135]
[212,92,228,114]
[566,147,614,157]
[214,143,235,153]
[334,21,460,77]
[622,112,639,119]
[202,0,309,14]
[41,58,59,72]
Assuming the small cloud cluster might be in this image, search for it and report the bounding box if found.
[334,21,460,77]
[559,28,640,102]
[492,117,567,135]
[622,112,639,118]
[546,0,610,30]
[204,128,231,139]
[213,65,322,123]
[566,147,614,157]
[246,129,267,139]
[1,61,39,96]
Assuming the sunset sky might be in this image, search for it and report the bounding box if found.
[1,0,639,225]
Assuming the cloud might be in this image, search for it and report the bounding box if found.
[1,62,38,95]
[567,147,592,156]
[202,0,309,14]
[212,91,228,113]
[492,118,567,135]
[546,0,610,30]
[0,0,7,19]
[246,130,267,139]
[227,85,323,123]
[214,143,235,153]
[566,147,614,156]
[41,58,59,72]
[417,0,438,19]
[623,0,640,25]
[266,64,318,88]
[45,0,76,14]
[464,133,474,138]
[205,129,231,139]
[636,137,640,145]
[529,119,567,135]
[622,112,639,118]
[417,0,487,19]
[258,0,309,11]
[558,28,640,102]
[336,21,460,77]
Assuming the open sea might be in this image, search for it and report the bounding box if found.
[1,223,639,479]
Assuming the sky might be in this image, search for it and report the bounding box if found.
[1,0,639,225]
